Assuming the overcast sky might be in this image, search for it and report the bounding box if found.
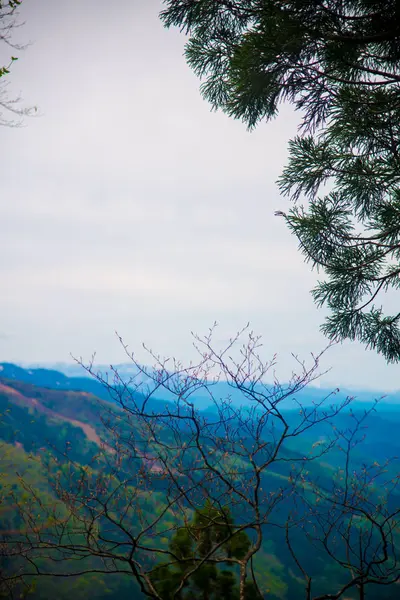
[1,0,399,390]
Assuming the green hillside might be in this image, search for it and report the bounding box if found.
[0,369,398,600]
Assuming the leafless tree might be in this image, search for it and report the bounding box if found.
[0,0,35,126]
[285,406,400,599]
[1,327,399,599]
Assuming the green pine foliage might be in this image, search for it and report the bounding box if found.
[151,502,258,600]
[279,84,400,361]
[160,0,400,361]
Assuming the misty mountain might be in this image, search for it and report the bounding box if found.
[16,361,400,411]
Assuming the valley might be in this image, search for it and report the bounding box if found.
[0,364,399,599]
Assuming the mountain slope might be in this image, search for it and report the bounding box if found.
[0,370,399,600]
[20,361,400,410]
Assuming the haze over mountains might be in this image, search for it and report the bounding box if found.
[7,362,400,411]
[0,361,399,599]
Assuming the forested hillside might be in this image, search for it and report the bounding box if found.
[0,365,399,599]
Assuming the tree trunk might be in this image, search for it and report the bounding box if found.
[239,563,246,600]
[358,582,365,600]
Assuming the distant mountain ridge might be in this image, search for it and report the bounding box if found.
[2,362,398,467]
[9,361,400,411]
[0,362,168,412]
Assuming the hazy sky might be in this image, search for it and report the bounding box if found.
[1,0,399,390]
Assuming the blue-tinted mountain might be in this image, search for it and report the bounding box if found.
[19,361,400,411]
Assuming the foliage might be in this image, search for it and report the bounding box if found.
[160,0,400,361]
[0,339,400,599]
[151,502,257,600]
[279,85,400,362]
[0,0,35,125]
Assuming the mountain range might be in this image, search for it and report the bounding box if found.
[7,361,400,411]
[0,362,399,600]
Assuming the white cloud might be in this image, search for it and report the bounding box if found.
[1,0,398,390]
